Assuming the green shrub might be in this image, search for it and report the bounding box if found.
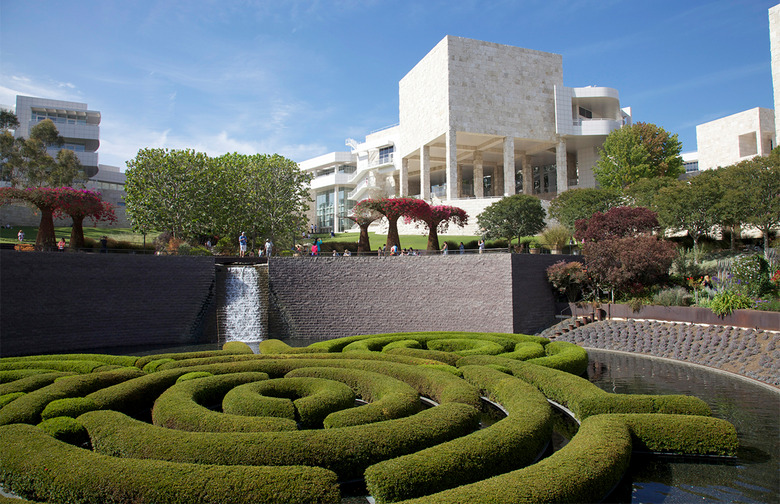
[285,367,421,428]
[525,341,589,375]
[80,403,479,481]
[616,413,738,456]
[134,348,255,370]
[41,397,99,420]
[365,365,553,503]
[395,414,632,504]
[37,415,89,446]
[142,358,176,372]
[382,339,423,351]
[730,254,771,297]
[222,341,255,354]
[0,367,144,426]
[0,354,138,368]
[710,291,755,316]
[385,347,460,365]
[426,338,505,356]
[0,372,74,395]
[0,392,25,408]
[497,342,546,360]
[222,377,355,428]
[653,286,693,306]
[0,423,340,504]
[176,371,213,383]
[152,372,297,433]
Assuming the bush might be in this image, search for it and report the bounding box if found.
[730,254,772,298]
[0,423,341,504]
[653,286,693,307]
[41,397,99,420]
[37,415,89,446]
[710,291,755,316]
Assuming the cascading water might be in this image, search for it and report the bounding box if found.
[221,265,267,342]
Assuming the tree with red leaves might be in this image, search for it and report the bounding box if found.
[575,205,675,297]
[55,188,117,249]
[346,205,383,253]
[574,206,659,242]
[355,197,421,252]
[404,201,468,251]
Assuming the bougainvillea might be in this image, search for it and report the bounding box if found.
[0,187,115,249]
[355,198,422,251]
[55,188,117,249]
[404,202,468,251]
[346,205,383,253]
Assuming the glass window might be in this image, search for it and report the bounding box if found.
[379,146,394,164]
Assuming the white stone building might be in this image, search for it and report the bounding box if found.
[695,107,776,171]
[301,36,631,234]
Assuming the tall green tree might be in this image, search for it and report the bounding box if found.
[125,148,215,239]
[729,150,780,258]
[548,187,623,230]
[477,194,546,244]
[594,122,683,190]
[655,172,721,259]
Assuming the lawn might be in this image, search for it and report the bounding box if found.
[315,231,481,251]
[0,225,150,246]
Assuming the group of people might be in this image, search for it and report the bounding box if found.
[378,244,420,256]
[238,232,273,258]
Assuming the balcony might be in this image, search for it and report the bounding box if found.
[310,171,354,191]
[572,118,622,136]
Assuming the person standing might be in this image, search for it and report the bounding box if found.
[17,229,24,244]
[442,242,449,255]
[264,239,273,258]
[478,239,485,254]
[57,237,66,251]
[459,242,465,254]
[238,232,248,257]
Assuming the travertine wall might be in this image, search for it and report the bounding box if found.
[770,4,780,138]
[696,107,776,170]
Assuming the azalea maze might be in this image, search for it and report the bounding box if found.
[0,332,738,504]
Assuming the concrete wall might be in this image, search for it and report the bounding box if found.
[696,107,776,170]
[0,251,216,357]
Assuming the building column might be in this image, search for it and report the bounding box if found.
[494,165,503,197]
[420,145,431,200]
[473,151,484,198]
[503,136,515,196]
[445,127,458,201]
[400,157,409,197]
[333,186,340,233]
[556,139,568,195]
[521,151,532,195]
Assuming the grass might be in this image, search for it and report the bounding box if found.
[0,226,479,250]
[0,226,150,246]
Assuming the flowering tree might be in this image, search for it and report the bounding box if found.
[404,201,468,251]
[55,188,117,249]
[574,206,659,242]
[0,187,115,250]
[546,260,588,302]
[346,205,383,253]
[356,197,421,251]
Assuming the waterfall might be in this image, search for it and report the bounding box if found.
[221,265,267,342]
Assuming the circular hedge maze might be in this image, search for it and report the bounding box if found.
[0,332,738,504]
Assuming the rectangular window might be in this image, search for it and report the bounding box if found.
[379,146,394,164]
[578,107,592,119]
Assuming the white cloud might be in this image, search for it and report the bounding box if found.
[0,75,83,106]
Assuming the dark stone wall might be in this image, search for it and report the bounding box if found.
[511,254,583,334]
[0,251,216,357]
[267,254,572,341]
[268,255,515,340]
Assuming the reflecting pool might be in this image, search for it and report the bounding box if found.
[588,349,779,504]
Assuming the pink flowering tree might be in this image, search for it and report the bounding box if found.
[346,205,383,253]
[356,197,421,252]
[55,188,117,249]
[404,201,468,251]
[0,187,59,249]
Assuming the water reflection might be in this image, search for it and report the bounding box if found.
[588,349,779,504]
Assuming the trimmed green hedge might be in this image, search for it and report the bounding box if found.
[80,403,479,480]
[285,367,421,428]
[526,341,589,375]
[41,397,99,420]
[0,392,25,409]
[458,355,712,421]
[0,354,138,367]
[616,413,738,456]
[308,331,548,353]
[497,341,546,360]
[134,347,256,370]
[37,415,89,446]
[0,369,73,385]
[385,347,461,366]
[365,365,554,503]
[426,338,506,356]
[395,414,632,504]
[0,367,144,425]
[222,377,355,428]
[0,423,340,504]
[152,372,297,432]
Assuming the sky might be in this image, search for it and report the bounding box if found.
[1,0,777,169]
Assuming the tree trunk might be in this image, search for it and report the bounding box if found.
[357,223,371,253]
[70,216,86,250]
[386,216,401,251]
[36,207,56,250]
[427,227,440,251]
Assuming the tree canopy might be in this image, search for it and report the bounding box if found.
[477,194,546,244]
[355,197,421,251]
[594,122,683,190]
[574,206,660,242]
[548,187,623,230]
[404,201,468,251]
[124,148,312,250]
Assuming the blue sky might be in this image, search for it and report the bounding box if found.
[1,0,777,169]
